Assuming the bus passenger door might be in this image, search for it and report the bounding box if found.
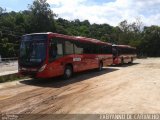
[73,42,87,72]
[48,38,64,77]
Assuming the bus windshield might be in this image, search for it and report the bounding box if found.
[19,34,47,67]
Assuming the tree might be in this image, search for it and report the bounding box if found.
[141,26,160,56]
[28,0,56,33]
[1,4,160,57]
[0,7,6,15]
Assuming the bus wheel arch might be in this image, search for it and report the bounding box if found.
[63,63,73,79]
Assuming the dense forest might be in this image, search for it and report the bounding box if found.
[0,0,160,58]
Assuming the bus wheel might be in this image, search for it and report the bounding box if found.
[98,61,103,71]
[63,65,73,79]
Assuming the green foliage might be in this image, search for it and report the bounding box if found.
[28,0,56,32]
[141,26,160,57]
[0,0,160,57]
[0,38,17,58]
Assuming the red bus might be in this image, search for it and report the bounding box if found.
[18,32,113,79]
[112,44,137,65]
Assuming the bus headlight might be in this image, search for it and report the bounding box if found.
[38,64,47,72]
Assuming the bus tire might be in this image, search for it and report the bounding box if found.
[98,61,103,71]
[63,65,73,79]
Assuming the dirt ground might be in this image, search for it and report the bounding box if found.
[0,58,160,119]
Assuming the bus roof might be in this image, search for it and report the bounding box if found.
[23,32,112,46]
[112,44,136,49]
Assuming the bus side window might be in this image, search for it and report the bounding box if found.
[74,42,84,54]
[92,44,99,54]
[112,47,117,56]
[49,38,64,62]
[65,41,74,55]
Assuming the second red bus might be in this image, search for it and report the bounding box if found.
[112,44,137,65]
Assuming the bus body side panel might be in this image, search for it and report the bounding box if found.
[84,54,99,69]
[100,54,113,66]
[36,55,76,78]
[76,54,113,70]
[36,54,95,78]
[73,54,88,72]
[36,53,113,78]
[73,54,99,72]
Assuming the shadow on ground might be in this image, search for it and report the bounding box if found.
[110,63,139,67]
[20,68,119,88]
